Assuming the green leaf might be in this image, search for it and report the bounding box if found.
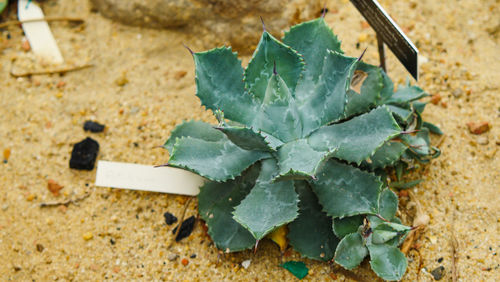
[245,32,303,101]
[368,244,408,281]
[423,121,443,135]
[332,215,363,238]
[275,139,332,180]
[198,164,260,252]
[164,120,224,153]
[253,72,302,142]
[378,70,394,103]
[372,222,410,244]
[193,47,258,126]
[280,261,309,280]
[288,181,339,261]
[386,85,429,105]
[168,136,269,181]
[389,179,424,190]
[299,51,359,135]
[344,63,384,117]
[233,159,299,239]
[402,128,431,156]
[363,141,408,170]
[413,101,427,114]
[216,126,276,151]
[387,105,413,124]
[334,233,368,270]
[308,106,401,164]
[312,159,382,218]
[378,188,398,221]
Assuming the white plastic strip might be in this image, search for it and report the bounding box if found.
[18,0,64,64]
[95,161,205,196]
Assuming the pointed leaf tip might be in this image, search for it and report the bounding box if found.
[321,2,328,18]
[358,48,367,62]
[260,16,266,32]
[182,43,194,55]
[273,61,277,75]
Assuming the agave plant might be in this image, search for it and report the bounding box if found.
[163,17,440,281]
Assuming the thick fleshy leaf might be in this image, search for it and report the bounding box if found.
[168,136,269,181]
[198,164,261,252]
[378,70,394,103]
[233,159,299,239]
[372,222,410,244]
[288,181,339,261]
[332,215,363,239]
[245,32,303,100]
[378,188,399,221]
[253,72,302,142]
[216,126,275,152]
[362,141,408,170]
[344,63,384,117]
[299,51,359,136]
[402,128,431,156]
[308,106,401,164]
[311,159,383,218]
[387,105,413,124]
[334,233,368,270]
[368,244,408,281]
[280,261,309,280]
[386,85,429,105]
[283,18,342,103]
[423,121,443,135]
[275,139,332,180]
[194,47,258,125]
[164,120,224,153]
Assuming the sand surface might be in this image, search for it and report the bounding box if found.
[1,0,499,281]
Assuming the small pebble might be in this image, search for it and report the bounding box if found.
[82,232,93,241]
[69,137,99,170]
[181,258,189,266]
[47,179,64,196]
[174,70,187,80]
[1,204,8,211]
[467,121,490,135]
[163,212,178,225]
[167,253,179,261]
[3,148,10,162]
[477,136,489,145]
[241,259,251,269]
[115,74,128,86]
[110,238,116,245]
[452,88,463,98]
[437,257,443,263]
[36,244,44,252]
[190,254,196,259]
[83,121,105,133]
[172,216,195,242]
[430,266,445,280]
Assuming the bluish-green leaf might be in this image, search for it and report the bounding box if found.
[344,63,384,117]
[233,159,299,239]
[386,85,429,105]
[387,105,413,124]
[308,106,401,164]
[164,120,224,153]
[378,70,394,103]
[389,179,423,190]
[378,188,398,221]
[368,244,408,281]
[402,128,431,156]
[299,51,359,136]
[280,261,309,280]
[253,72,302,142]
[332,215,363,239]
[363,141,408,170]
[168,136,269,181]
[288,181,339,261]
[372,222,410,244]
[0,0,7,13]
[335,233,368,270]
[216,126,275,151]
[198,164,260,252]
[312,159,382,218]
[423,121,443,135]
[245,32,303,101]
[194,47,258,125]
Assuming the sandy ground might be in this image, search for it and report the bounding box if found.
[0,0,499,281]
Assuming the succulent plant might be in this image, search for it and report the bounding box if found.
[163,17,440,281]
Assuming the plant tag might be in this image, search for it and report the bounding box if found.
[95,161,205,196]
[18,0,64,64]
[350,0,418,80]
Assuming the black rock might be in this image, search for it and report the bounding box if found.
[83,120,105,133]
[430,266,445,280]
[164,212,178,225]
[69,137,99,170]
[172,216,195,242]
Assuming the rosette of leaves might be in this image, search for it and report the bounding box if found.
[163,17,440,281]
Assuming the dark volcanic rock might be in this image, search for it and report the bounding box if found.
[172,216,195,242]
[83,120,105,133]
[69,137,99,170]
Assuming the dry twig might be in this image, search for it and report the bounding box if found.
[10,63,94,77]
[39,189,93,208]
[0,17,84,29]
[401,191,429,254]
[450,210,459,282]
[168,197,193,248]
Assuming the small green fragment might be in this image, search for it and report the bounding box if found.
[280,261,309,280]
[0,0,8,14]
[389,179,424,190]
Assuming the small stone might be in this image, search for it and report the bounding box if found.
[437,257,443,263]
[47,179,64,196]
[452,88,463,98]
[83,232,93,240]
[26,194,35,201]
[430,94,442,105]
[21,38,30,51]
[83,121,105,133]
[167,253,179,261]
[1,204,8,211]
[172,216,195,242]
[110,238,116,245]
[3,148,11,162]
[467,121,490,135]
[163,212,178,225]
[56,81,66,88]
[181,258,189,266]
[241,259,251,269]
[115,73,128,86]
[36,244,44,252]
[190,254,196,259]
[69,137,99,170]
[430,266,445,280]
[477,136,489,145]
[174,70,187,80]
[358,33,368,42]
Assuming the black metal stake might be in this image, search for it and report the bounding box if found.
[376,33,386,72]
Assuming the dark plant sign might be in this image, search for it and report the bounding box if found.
[163,17,440,281]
